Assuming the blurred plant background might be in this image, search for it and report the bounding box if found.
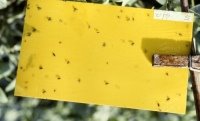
[0,0,200,121]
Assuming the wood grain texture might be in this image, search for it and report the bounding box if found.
[153,54,189,67]
[153,54,200,70]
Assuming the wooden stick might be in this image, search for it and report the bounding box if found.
[153,54,189,67]
[180,0,200,120]
[180,0,189,12]
[153,54,200,70]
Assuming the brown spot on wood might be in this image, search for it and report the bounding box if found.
[72,6,78,12]
[56,75,61,80]
[166,96,170,101]
[153,54,189,67]
[39,65,43,70]
[104,80,109,85]
[42,89,46,94]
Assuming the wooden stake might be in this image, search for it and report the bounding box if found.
[153,54,200,70]
[181,0,199,120]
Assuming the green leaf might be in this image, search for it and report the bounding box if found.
[5,79,16,92]
[0,87,8,103]
[0,0,7,9]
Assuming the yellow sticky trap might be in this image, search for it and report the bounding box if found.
[15,0,194,114]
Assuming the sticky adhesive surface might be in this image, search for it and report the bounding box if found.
[15,0,193,114]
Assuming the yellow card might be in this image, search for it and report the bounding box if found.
[15,0,193,114]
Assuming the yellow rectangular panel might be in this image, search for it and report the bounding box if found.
[15,0,193,114]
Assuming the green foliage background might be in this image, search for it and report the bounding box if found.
[0,0,200,121]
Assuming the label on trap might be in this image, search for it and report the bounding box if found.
[15,0,193,114]
[154,10,193,22]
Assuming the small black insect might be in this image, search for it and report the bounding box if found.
[56,75,61,80]
[42,89,46,94]
[166,96,170,101]
[94,28,100,34]
[72,6,78,12]
[32,27,37,32]
[26,32,31,36]
[46,16,52,21]
[52,52,56,57]
[117,15,120,19]
[157,102,160,107]
[27,4,30,9]
[129,40,135,46]
[65,59,70,64]
[39,65,43,70]
[77,78,81,83]
[87,23,91,29]
[104,80,109,85]
[36,5,42,10]
[20,66,23,70]
[102,42,106,47]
